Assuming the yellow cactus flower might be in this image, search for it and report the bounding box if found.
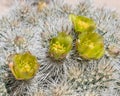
[69,14,96,33]
[49,32,73,60]
[76,32,105,59]
[8,52,39,80]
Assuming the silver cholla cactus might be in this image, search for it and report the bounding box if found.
[0,0,120,96]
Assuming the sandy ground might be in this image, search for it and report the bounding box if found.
[0,0,120,16]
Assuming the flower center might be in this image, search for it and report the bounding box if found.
[51,41,65,54]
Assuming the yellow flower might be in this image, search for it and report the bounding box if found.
[8,52,39,80]
[76,32,105,59]
[51,41,66,55]
[69,14,96,33]
[49,32,73,60]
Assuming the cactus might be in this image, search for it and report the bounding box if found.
[0,0,120,96]
[76,32,105,59]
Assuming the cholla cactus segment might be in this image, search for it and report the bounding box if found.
[49,32,72,60]
[76,32,105,59]
[69,14,96,33]
[8,52,39,80]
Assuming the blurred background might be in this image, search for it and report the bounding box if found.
[0,0,120,17]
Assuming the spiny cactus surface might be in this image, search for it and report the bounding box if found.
[0,0,120,96]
